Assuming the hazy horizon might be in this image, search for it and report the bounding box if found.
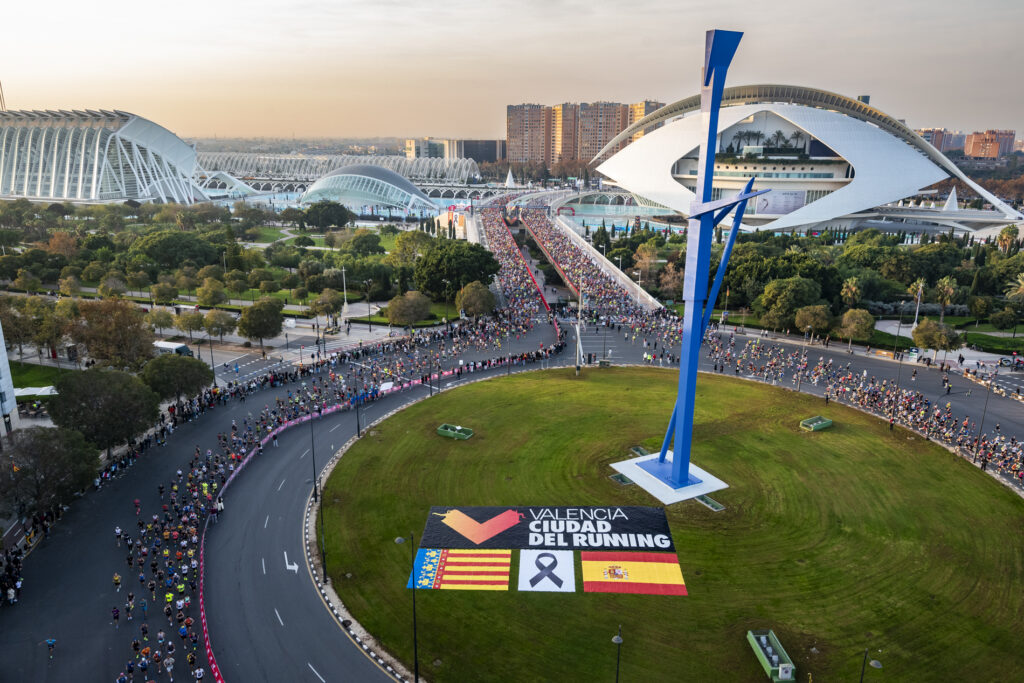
[2,0,1021,140]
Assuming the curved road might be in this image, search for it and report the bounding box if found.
[0,321,1020,682]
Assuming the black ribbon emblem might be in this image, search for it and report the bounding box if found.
[529,552,563,588]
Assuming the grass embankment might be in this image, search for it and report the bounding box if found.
[9,360,74,388]
[322,367,1024,682]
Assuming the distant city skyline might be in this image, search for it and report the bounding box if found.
[2,0,1022,141]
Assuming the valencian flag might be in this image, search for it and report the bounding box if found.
[580,551,687,596]
[407,549,511,591]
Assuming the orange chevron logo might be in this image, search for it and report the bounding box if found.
[436,509,522,544]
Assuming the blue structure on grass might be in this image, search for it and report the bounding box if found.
[639,29,769,489]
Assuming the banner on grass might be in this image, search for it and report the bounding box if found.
[420,506,675,552]
[407,548,511,591]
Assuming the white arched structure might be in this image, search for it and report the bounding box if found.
[597,85,1022,232]
[199,153,481,186]
[299,164,436,212]
[0,109,207,204]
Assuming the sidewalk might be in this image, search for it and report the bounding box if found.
[874,320,1010,365]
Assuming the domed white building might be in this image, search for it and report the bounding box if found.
[299,164,436,213]
[0,109,207,204]
[596,85,1023,233]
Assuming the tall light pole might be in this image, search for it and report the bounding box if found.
[364,279,372,332]
[859,648,883,682]
[612,625,623,683]
[394,534,420,683]
[309,404,319,502]
[208,336,217,388]
[633,270,642,305]
[442,278,451,331]
[912,281,924,328]
[973,369,996,458]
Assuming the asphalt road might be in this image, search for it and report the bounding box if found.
[0,317,1019,683]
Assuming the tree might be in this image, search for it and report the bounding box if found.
[934,275,957,323]
[968,296,990,327]
[840,276,861,309]
[658,262,684,299]
[176,311,205,342]
[47,231,78,260]
[71,299,153,369]
[126,271,151,297]
[348,231,385,257]
[912,318,960,359]
[1005,272,1024,303]
[386,290,431,326]
[634,242,659,281]
[51,369,159,457]
[386,230,433,268]
[129,230,218,269]
[145,309,174,335]
[838,308,875,350]
[98,277,126,299]
[795,305,832,336]
[14,268,40,292]
[204,309,237,342]
[455,281,495,317]
[196,278,227,307]
[58,275,81,297]
[309,288,343,321]
[413,241,500,299]
[237,297,284,351]
[989,307,1017,330]
[150,282,178,305]
[279,207,306,229]
[303,200,352,230]
[140,354,214,400]
[756,276,822,331]
[293,234,315,247]
[997,224,1019,253]
[0,427,99,516]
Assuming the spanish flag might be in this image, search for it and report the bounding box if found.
[581,551,687,596]
[407,549,511,591]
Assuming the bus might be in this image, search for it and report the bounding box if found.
[153,341,193,357]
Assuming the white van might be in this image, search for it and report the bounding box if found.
[153,341,193,357]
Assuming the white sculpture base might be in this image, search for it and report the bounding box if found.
[611,451,729,505]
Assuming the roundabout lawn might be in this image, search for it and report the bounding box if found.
[321,367,1024,682]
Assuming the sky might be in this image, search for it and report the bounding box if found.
[1,0,1021,141]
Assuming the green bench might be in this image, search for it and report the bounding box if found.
[437,424,474,440]
[799,416,832,432]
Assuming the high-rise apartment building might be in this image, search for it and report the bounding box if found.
[506,104,551,164]
[406,138,505,163]
[550,104,579,164]
[915,127,967,152]
[507,99,662,166]
[628,100,665,142]
[964,130,1016,158]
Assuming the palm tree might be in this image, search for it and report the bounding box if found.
[732,131,745,150]
[771,130,788,148]
[934,275,957,323]
[750,131,764,146]
[789,130,805,152]
[1005,272,1024,302]
[841,276,861,309]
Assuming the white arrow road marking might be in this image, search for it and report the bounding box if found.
[284,551,298,574]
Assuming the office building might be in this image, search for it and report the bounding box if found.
[964,130,1016,158]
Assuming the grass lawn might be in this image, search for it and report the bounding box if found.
[963,332,1024,354]
[9,360,75,387]
[249,225,289,243]
[322,367,1024,682]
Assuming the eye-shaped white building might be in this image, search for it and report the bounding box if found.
[596,85,1022,232]
[0,109,207,204]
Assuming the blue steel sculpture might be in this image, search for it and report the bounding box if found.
[640,29,769,488]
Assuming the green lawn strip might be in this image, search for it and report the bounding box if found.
[963,332,1024,354]
[322,368,1024,682]
[9,360,75,388]
[249,225,289,242]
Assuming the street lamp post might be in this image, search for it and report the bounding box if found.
[364,280,372,332]
[859,649,883,682]
[394,534,420,683]
[208,336,217,388]
[309,405,319,502]
[973,369,996,459]
[442,278,451,332]
[612,625,623,683]
[912,281,924,328]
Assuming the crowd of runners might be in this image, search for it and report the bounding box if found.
[6,201,1023,679]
